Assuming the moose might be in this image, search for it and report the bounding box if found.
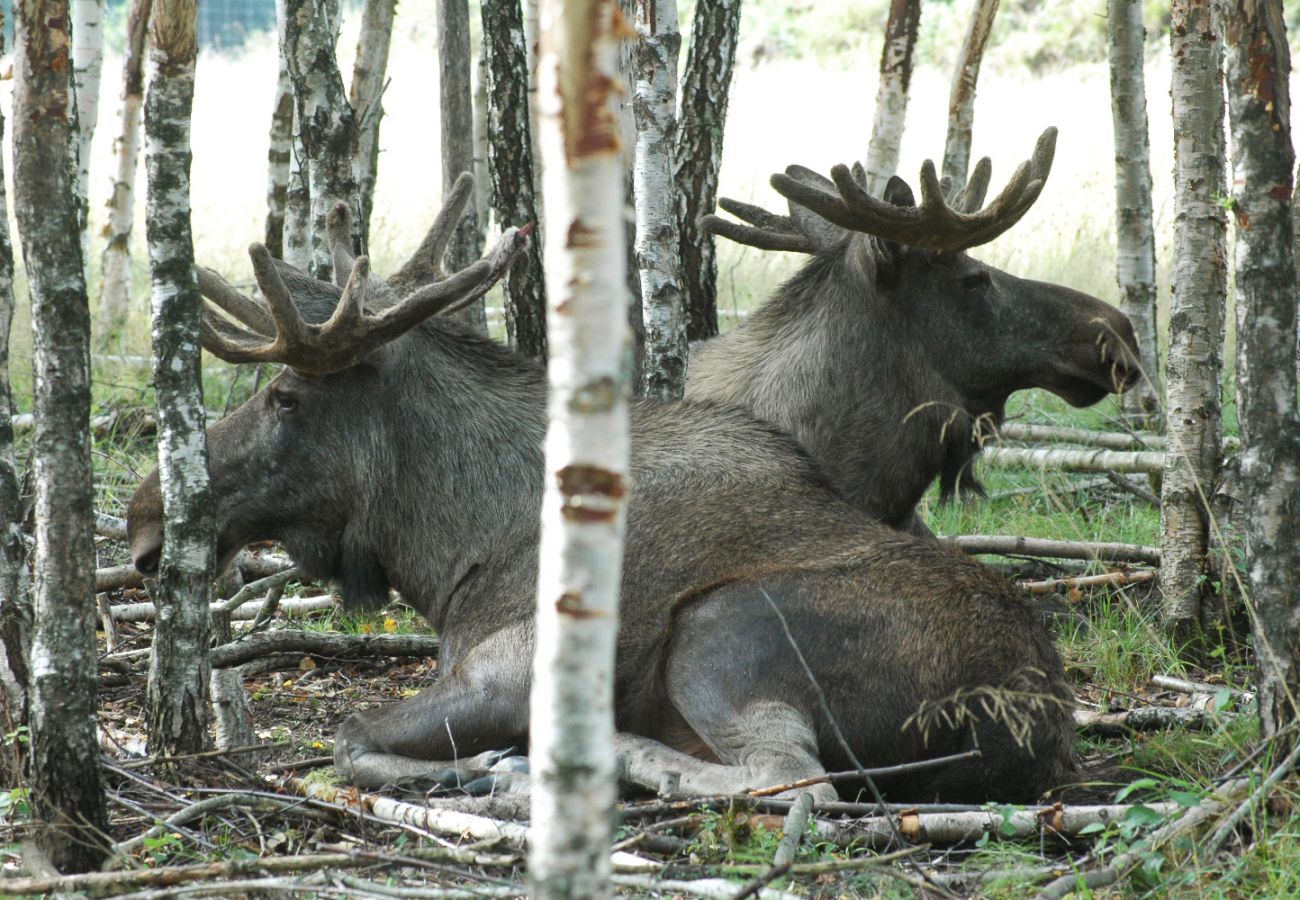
[129,179,1077,803]
[688,128,1142,535]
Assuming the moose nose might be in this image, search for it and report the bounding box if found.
[134,545,161,577]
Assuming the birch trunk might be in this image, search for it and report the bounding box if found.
[264,38,294,258]
[1107,0,1162,422]
[0,22,29,785]
[634,0,686,400]
[143,0,215,758]
[439,0,487,334]
[530,0,629,893]
[863,0,921,195]
[348,0,395,249]
[472,54,491,241]
[1163,0,1226,639]
[675,0,742,341]
[98,0,151,331]
[72,0,105,260]
[940,0,997,192]
[12,0,110,870]
[1223,0,1300,749]
[283,0,361,279]
[276,0,310,270]
[481,0,547,358]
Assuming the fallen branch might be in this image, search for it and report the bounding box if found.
[982,446,1164,475]
[1202,740,1300,856]
[210,631,440,669]
[96,564,143,592]
[1151,675,1255,706]
[950,535,1161,566]
[989,475,1111,501]
[1106,471,1160,505]
[96,512,128,540]
[110,595,336,623]
[610,874,796,900]
[1020,569,1157,595]
[747,750,982,797]
[1073,705,1232,736]
[998,423,1165,451]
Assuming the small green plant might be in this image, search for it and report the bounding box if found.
[142,831,185,866]
[3,725,29,748]
[0,787,30,822]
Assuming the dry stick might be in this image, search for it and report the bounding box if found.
[745,749,982,797]
[95,592,120,650]
[610,874,798,900]
[96,563,143,592]
[113,742,286,769]
[110,594,336,623]
[1106,470,1160,505]
[981,446,1165,475]
[1203,740,1300,856]
[1072,705,1232,735]
[949,535,1161,565]
[1019,569,1156,595]
[96,511,128,540]
[334,877,522,899]
[1151,674,1255,705]
[210,631,440,669]
[115,793,312,854]
[772,793,813,868]
[989,475,1111,501]
[998,423,1166,450]
[1034,777,1249,900]
[218,567,301,613]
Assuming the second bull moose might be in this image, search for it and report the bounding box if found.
[689,128,1142,535]
[129,178,1077,803]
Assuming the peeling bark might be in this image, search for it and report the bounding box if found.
[472,54,491,241]
[439,0,487,334]
[283,0,361,280]
[864,0,921,195]
[143,0,215,758]
[277,0,311,271]
[675,0,742,341]
[1223,0,1300,749]
[482,0,547,358]
[634,0,686,400]
[1107,0,1163,422]
[72,0,104,260]
[940,0,997,192]
[12,0,110,871]
[1162,0,1227,639]
[264,29,294,258]
[98,0,150,332]
[349,0,395,249]
[531,0,630,893]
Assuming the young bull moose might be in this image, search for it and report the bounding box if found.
[689,128,1142,535]
[128,180,1077,803]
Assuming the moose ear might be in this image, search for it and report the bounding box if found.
[881,176,916,208]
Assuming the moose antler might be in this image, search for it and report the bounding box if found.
[771,127,1056,253]
[198,222,530,375]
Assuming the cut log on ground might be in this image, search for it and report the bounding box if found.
[982,446,1164,475]
[1073,705,1233,735]
[210,632,440,669]
[998,423,1165,450]
[950,535,1160,565]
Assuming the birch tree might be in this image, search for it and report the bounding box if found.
[283,0,361,279]
[1107,0,1162,422]
[1162,0,1226,639]
[143,0,216,757]
[863,0,921,195]
[439,0,488,333]
[675,0,742,341]
[99,0,151,331]
[276,0,311,271]
[265,33,294,258]
[1223,0,1300,749]
[12,0,110,870]
[0,23,29,787]
[940,0,997,192]
[72,0,105,258]
[349,0,396,248]
[634,0,686,400]
[531,0,629,893]
[482,0,547,358]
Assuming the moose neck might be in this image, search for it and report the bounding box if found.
[689,248,998,528]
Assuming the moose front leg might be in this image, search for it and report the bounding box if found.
[333,628,531,791]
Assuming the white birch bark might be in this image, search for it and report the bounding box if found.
[143,0,216,757]
[72,0,105,261]
[1223,0,1300,748]
[349,0,396,248]
[12,0,110,870]
[864,0,921,195]
[940,0,998,192]
[530,0,630,893]
[1163,0,1227,638]
[472,54,491,241]
[634,0,686,401]
[98,0,151,333]
[275,0,310,270]
[283,0,360,279]
[265,38,294,258]
[1107,0,1162,422]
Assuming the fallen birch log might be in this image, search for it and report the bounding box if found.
[96,511,128,540]
[950,535,1161,565]
[982,446,1164,475]
[96,563,143,592]
[109,594,336,623]
[813,801,1180,849]
[1019,569,1157,595]
[1073,705,1231,735]
[998,423,1166,451]
[1150,675,1255,706]
[210,632,440,669]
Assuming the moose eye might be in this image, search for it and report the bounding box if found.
[271,392,298,414]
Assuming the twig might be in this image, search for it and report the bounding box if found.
[1151,675,1254,705]
[729,863,790,900]
[746,749,982,797]
[949,535,1160,565]
[1202,740,1300,855]
[218,567,301,614]
[772,793,813,872]
[1073,705,1232,735]
[997,423,1165,450]
[611,873,798,900]
[96,592,121,651]
[1105,471,1160,505]
[264,755,335,774]
[211,631,440,668]
[115,793,312,854]
[114,742,287,769]
[981,446,1164,475]
[1019,569,1156,595]
[989,475,1111,501]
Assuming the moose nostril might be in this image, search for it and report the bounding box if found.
[135,547,161,577]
